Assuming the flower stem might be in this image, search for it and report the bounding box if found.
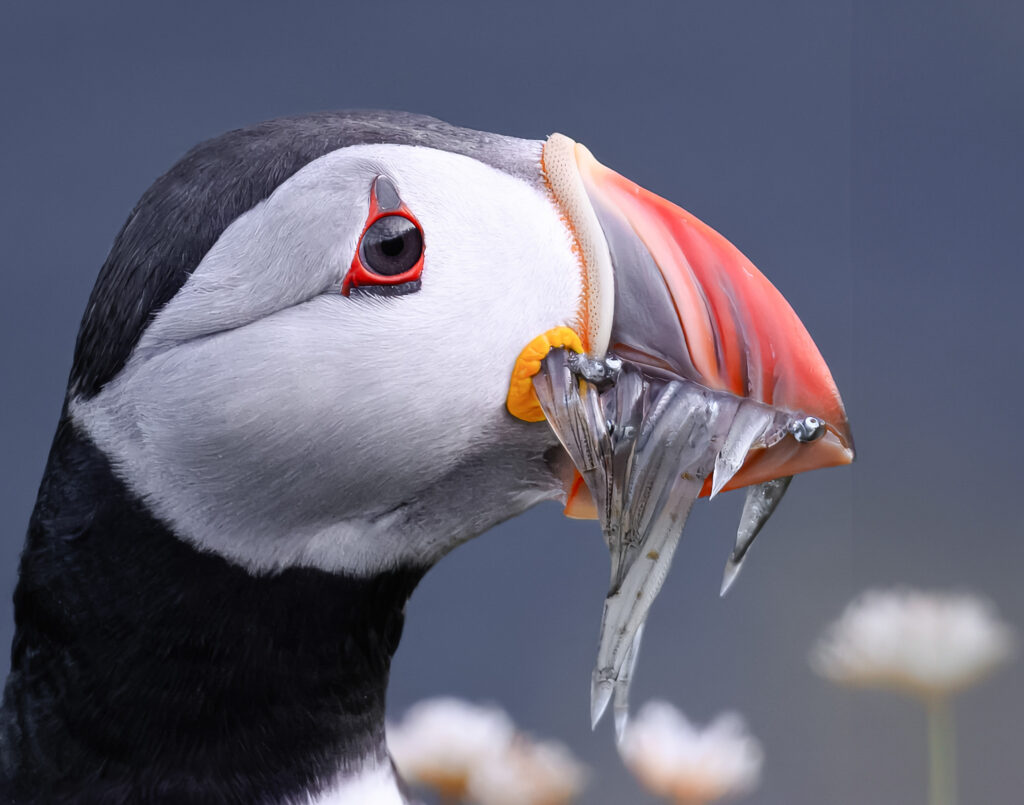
[926,696,957,805]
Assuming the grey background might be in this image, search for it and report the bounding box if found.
[2,1,1021,802]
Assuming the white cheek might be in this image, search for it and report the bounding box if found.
[80,303,483,529]
[73,144,582,575]
[137,178,364,355]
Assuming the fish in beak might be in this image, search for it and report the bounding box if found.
[522,135,853,737]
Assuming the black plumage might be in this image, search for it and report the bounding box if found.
[1,420,423,803]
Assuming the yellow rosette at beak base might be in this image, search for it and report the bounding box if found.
[506,326,584,422]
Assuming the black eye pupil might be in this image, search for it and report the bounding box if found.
[380,234,405,257]
[361,215,423,276]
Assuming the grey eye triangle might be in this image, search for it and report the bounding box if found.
[373,175,402,212]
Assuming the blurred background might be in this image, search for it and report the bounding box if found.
[1,1,1021,802]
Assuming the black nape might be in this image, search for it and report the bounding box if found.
[0,418,424,804]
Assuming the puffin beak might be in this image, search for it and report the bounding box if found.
[556,134,853,484]
[537,135,854,733]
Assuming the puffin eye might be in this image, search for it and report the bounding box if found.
[360,216,423,277]
[342,176,426,296]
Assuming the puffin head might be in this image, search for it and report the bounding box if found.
[63,111,852,744]
[4,111,855,802]
[72,114,589,576]
[72,112,850,582]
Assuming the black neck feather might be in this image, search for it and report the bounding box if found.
[1,419,423,804]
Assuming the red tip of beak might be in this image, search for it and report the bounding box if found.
[573,143,853,492]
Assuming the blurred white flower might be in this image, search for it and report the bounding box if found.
[387,697,515,800]
[466,735,587,805]
[618,701,762,804]
[811,588,1016,698]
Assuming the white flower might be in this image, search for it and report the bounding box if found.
[387,697,515,799]
[467,735,587,805]
[618,701,763,804]
[811,588,1016,698]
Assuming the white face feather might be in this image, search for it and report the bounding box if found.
[309,761,405,805]
[71,143,583,575]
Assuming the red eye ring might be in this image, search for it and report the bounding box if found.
[342,177,425,296]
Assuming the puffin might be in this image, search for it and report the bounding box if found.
[0,111,852,804]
